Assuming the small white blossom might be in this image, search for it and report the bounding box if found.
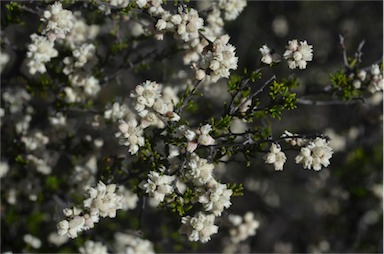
[263,143,287,171]
[228,212,260,243]
[79,240,108,254]
[185,153,214,186]
[259,45,273,65]
[197,124,215,146]
[179,212,218,243]
[283,39,313,69]
[295,137,333,171]
[131,81,162,112]
[114,233,155,254]
[199,35,238,83]
[281,130,306,146]
[26,34,58,75]
[218,0,247,21]
[104,102,134,122]
[98,0,130,15]
[26,154,52,175]
[115,119,145,154]
[57,215,86,239]
[140,171,176,203]
[118,186,139,210]
[48,232,69,247]
[368,64,383,93]
[83,181,123,219]
[23,234,42,249]
[65,14,100,47]
[0,51,10,73]
[41,2,74,41]
[0,161,9,178]
[21,131,49,151]
[198,181,233,216]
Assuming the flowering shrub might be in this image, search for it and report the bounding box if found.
[1,1,382,253]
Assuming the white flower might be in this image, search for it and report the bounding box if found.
[115,119,145,154]
[118,186,139,210]
[21,131,49,151]
[175,8,204,42]
[26,154,52,175]
[140,171,176,203]
[295,137,333,171]
[198,182,233,216]
[23,234,42,249]
[0,51,10,73]
[368,64,383,93]
[263,143,287,171]
[104,102,134,122]
[197,124,215,146]
[65,15,100,47]
[131,81,162,112]
[179,212,218,243]
[41,2,74,41]
[83,181,123,219]
[200,35,238,83]
[218,0,247,21]
[26,34,58,75]
[259,45,273,64]
[283,39,313,70]
[185,153,214,186]
[114,233,155,254]
[79,240,108,254]
[0,161,9,178]
[228,212,259,243]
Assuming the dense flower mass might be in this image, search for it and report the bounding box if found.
[41,2,74,41]
[83,181,123,218]
[218,0,247,21]
[26,34,58,74]
[140,171,176,202]
[295,138,333,171]
[3,0,382,252]
[179,212,219,243]
[198,35,238,82]
[57,181,123,239]
[283,39,313,69]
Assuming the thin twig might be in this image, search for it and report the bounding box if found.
[339,34,350,68]
[231,75,276,115]
[297,98,365,106]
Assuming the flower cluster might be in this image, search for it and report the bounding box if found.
[140,171,176,203]
[182,124,215,153]
[26,34,58,74]
[228,212,260,243]
[295,137,333,171]
[179,212,219,243]
[197,181,233,216]
[115,80,181,154]
[57,181,123,238]
[368,64,383,93]
[156,7,204,43]
[114,232,155,254]
[197,35,238,82]
[79,240,108,254]
[218,0,247,21]
[283,39,313,69]
[41,2,74,41]
[263,143,287,171]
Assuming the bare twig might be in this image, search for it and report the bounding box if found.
[339,34,350,68]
